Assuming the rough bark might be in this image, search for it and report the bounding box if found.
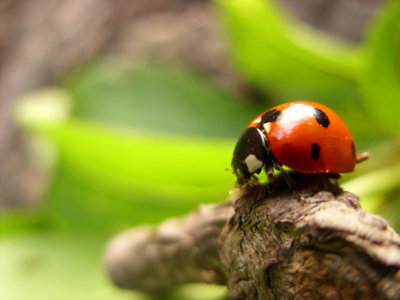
[105,200,233,292]
[105,174,400,299]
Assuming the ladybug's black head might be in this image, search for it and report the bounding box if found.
[231,127,272,184]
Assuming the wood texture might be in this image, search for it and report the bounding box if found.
[105,174,400,299]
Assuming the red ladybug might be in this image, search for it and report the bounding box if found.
[232,101,366,184]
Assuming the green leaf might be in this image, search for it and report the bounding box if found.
[4,117,235,299]
[343,163,400,211]
[215,0,362,102]
[0,230,149,300]
[65,61,262,138]
[24,120,235,234]
[8,62,248,299]
[168,284,227,300]
[361,0,400,134]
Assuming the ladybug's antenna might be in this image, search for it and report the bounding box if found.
[356,152,369,164]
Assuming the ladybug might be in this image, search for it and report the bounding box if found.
[232,101,367,184]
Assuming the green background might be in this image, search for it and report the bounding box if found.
[2,0,400,299]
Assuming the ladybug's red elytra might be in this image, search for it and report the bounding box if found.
[232,101,365,184]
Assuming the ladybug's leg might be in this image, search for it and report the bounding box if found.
[265,163,274,178]
[324,173,341,180]
[247,174,259,186]
[274,164,304,202]
[263,146,276,179]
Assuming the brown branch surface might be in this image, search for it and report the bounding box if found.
[105,174,400,299]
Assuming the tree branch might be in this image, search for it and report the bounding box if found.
[105,174,400,299]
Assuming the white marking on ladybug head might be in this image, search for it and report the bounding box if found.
[263,122,271,133]
[253,117,261,124]
[245,154,263,173]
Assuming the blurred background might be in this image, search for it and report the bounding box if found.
[1,0,399,299]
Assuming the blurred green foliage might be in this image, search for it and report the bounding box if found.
[361,0,400,134]
[68,62,263,138]
[216,0,363,99]
[2,0,400,299]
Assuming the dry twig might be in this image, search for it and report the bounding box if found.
[105,174,400,299]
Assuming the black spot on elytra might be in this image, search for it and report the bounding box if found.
[261,109,281,124]
[351,141,356,158]
[311,143,320,161]
[314,108,330,128]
